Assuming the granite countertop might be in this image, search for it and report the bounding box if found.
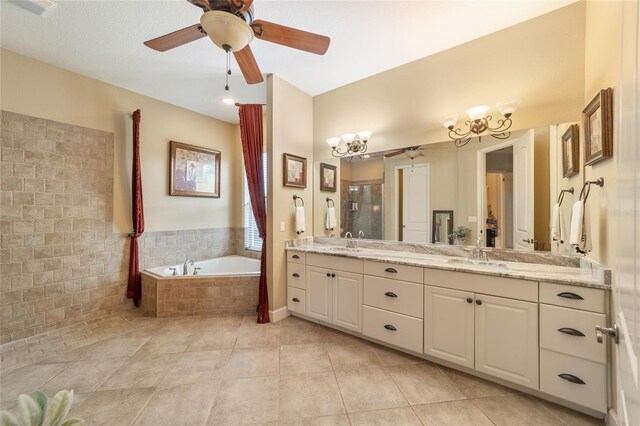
[286,244,611,290]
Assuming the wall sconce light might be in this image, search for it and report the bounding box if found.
[442,100,520,147]
[326,130,373,158]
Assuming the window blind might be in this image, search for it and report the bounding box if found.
[243,153,267,251]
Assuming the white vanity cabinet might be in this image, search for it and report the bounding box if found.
[424,269,539,390]
[305,254,364,332]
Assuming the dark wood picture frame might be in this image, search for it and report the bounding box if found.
[561,124,580,178]
[583,87,613,166]
[169,141,221,198]
[432,210,454,245]
[283,153,307,188]
[319,163,337,192]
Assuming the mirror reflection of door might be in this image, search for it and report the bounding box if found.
[397,164,430,242]
[485,148,514,249]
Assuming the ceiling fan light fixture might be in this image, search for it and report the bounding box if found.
[221,97,236,105]
[200,11,254,52]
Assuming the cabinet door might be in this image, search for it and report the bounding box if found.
[475,294,539,389]
[424,285,474,368]
[333,271,363,332]
[306,266,332,322]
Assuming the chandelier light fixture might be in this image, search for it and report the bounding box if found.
[441,100,520,147]
[326,130,373,158]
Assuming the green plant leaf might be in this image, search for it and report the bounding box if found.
[0,411,19,426]
[30,391,48,426]
[18,394,42,426]
[47,390,74,426]
[59,419,84,426]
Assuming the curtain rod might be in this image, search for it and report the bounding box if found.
[235,103,267,107]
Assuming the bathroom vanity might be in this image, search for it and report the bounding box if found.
[285,239,611,417]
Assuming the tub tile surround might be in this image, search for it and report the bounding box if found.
[0,313,603,425]
[286,237,611,289]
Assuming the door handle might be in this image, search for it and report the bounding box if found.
[384,268,398,273]
[557,292,584,300]
[595,324,619,344]
[384,292,398,298]
[558,327,585,337]
[292,298,300,303]
[292,273,300,278]
[384,324,397,331]
[558,374,586,385]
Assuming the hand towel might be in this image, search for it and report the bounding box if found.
[295,206,305,234]
[551,203,560,242]
[326,206,336,230]
[569,200,583,246]
[559,204,567,244]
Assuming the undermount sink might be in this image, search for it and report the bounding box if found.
[447,258,508,269]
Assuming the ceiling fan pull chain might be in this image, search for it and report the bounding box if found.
[225,49,231,91]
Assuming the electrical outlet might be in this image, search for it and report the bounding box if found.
[468,216,477,223]
[280,221,285,232]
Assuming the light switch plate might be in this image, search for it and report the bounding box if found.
[280,221,285,232]
[468,216,477,223]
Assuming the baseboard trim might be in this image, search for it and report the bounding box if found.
[269,306,290,323]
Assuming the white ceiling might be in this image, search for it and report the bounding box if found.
[1,0,576,124]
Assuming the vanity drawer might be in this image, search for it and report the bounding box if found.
[540,349,606,412]
[287,252,305,264]
[287,263,306,289]
[307,253,363,274]
[540,304,606,363]
[287,286,306,315]
[364,260,423,284]
[539,282,605,313]
[424,269,538,302]
[364,276,423,318]
[363,306,423,353]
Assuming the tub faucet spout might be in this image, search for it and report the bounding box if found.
[183,259,194,275]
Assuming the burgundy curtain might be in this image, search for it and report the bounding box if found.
[239,104,269,323]
[127,109,145,306]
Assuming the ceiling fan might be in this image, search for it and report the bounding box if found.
[144,0,331,87]
[384,146,425,159]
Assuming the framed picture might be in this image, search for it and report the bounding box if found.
[283,153,307,188]
[319,163,337,192]
[561,124,579,178]
[583,87,613,166]
[169,141,221,198]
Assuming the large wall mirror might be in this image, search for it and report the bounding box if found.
[313,123,583,253]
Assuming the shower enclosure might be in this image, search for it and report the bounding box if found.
[340,179,384,239]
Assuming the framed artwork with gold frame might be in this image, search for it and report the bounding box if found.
[169,141,221,198]
[583,88,613,166]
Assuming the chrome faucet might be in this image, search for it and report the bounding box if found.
[183,259,194,275]
[358,230,365,239]
[344,232,357,249]
[344,232,353,239]
[468,231,487,261]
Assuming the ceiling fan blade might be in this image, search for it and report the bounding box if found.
[384,150,404,158]
[144,24,206,52]
[251,20,330,55]
[227,0,253,12]
[233,45,264,84]
[186,0,211,11]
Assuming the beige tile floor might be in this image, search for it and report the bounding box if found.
[0,313,605,425]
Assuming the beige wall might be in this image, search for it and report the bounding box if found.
[313,2,586,160]
[266,75,314,311]
[0,49,242,234]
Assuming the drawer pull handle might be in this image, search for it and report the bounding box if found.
[292,255,300,259]
[292,273,300,278]
[292,298,300,303]
[557,292,584,300]
[558,373,586,385]
[384,268,398,273]
[558,327,585,337]
[384,292,398,298]
[384,324,397,331]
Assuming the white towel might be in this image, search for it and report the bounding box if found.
[551,203,567,244]
[569,200,592,253]
[326,206,336,230]
[295,206,305,234]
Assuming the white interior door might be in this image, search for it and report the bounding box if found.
[513,130,535,251]
[616,2,639,424]
[402,164,429,243]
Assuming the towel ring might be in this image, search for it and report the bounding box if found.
[557,187,574,206]
[293,195,304,207]
[579,177,604,202]
[326,197,335,207]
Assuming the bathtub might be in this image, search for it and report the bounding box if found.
[145,255,260,277]
[141,255,260,318]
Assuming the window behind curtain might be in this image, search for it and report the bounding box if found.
[243,153,267,251]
